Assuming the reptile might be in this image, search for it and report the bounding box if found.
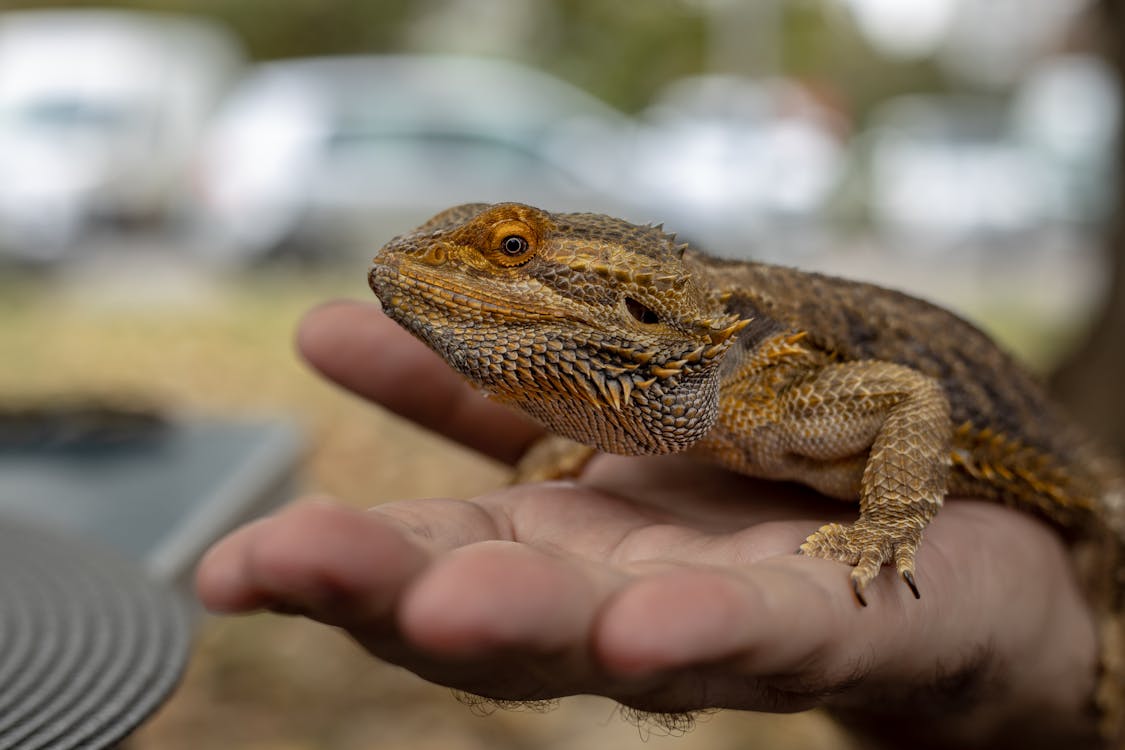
[367,201,1125,738]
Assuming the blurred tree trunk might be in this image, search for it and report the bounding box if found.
[1051,0,1125,458]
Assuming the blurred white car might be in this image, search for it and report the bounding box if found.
[190,55,637,263]
[1011,54,1121,226]
[0,9,243,262]
[630,75,847,259]
[865,95,1053,252]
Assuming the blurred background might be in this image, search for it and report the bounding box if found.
[1,0,1122,748]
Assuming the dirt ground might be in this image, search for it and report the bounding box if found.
[2,262,858,749]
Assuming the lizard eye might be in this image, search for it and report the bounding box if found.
[624,296,660,325]
[500,235,530,256]
[485,219,538,266]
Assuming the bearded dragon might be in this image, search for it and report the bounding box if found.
[368,202,1125,737]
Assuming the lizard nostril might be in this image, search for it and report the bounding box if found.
[625,297,660,325]
[421,245,447,265]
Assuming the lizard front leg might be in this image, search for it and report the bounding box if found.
[799,362,952,603]
[702,359,953,604]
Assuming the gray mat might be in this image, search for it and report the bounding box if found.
[0,518,192,750]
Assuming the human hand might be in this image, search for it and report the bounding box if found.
[196,301,1102,749]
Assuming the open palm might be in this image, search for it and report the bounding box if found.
[197,301,1101,748]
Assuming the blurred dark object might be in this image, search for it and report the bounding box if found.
[0,401,167,452]
[0,399,302,590]
[0,517,191,750]
[1051,0,1125,459]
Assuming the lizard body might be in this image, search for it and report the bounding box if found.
[368,202,1125,734]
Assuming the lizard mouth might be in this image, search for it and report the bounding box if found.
[369,262,574,324]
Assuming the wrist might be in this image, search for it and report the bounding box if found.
[827,577,1104,749]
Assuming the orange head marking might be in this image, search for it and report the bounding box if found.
[444,203,552,268]
[370,203,752,456]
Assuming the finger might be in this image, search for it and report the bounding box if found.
[195,498,505,622]
[593,502,1094,708]
[353,540,650,704]
[593,558,855,686]
[397,540,627,661]
[296,300,543,464]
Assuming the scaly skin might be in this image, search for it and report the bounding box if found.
[368,202,1125,736]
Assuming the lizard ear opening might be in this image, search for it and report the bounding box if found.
[624,296,660,325]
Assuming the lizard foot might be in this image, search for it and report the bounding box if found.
[800,520,922,606]
[513,435,597,483]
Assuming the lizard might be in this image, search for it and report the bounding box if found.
[367,201,1125,739]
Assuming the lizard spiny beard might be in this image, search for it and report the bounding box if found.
[474,331,728,455]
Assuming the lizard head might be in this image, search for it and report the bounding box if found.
[369,202,749,455]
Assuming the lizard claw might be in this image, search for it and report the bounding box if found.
[801,520,922,605]
[851,578,868,607]
[901,569,920,599]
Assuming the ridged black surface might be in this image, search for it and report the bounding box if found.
[0,519,191,749]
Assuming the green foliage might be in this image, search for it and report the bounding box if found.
[0,0,414,58]
[532,0,706,112]
[0,0,946,115]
